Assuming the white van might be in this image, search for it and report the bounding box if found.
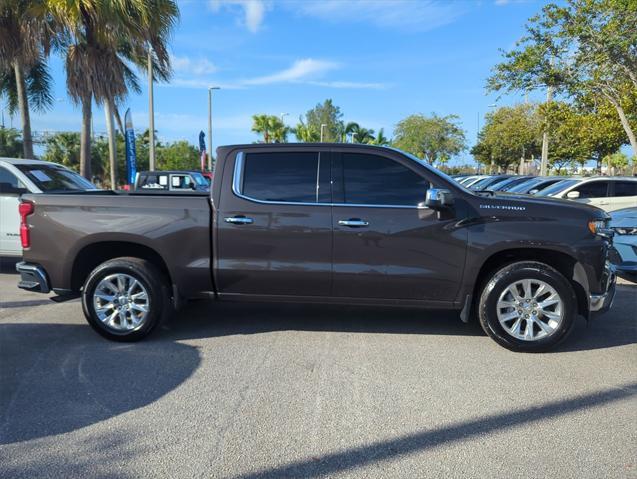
[0,158,96,257]
[535,176,637,212]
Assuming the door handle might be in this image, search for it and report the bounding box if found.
[224,216,254,225]
[338,218,369,227]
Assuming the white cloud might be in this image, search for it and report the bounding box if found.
[166,58,386,90]
[243,58,339,85]
[209,0,267,33]
[285,0,466,31]
[172,55,218,76]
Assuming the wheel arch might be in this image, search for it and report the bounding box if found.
[71,241,172,293]
[471,248,588,319]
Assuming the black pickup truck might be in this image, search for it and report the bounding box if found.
[16,144,616,352]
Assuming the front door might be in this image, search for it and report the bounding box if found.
[330,151,466,302]
[215,149,332,297]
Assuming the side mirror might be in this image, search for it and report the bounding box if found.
[425,188,454,210]
[0,182,28,195]
[566,190,580,199]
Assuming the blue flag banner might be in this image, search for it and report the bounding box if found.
[199,130,207,172]
[125,108,137,185]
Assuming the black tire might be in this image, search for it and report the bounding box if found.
[81,257,169,341]
[478,261,577,352]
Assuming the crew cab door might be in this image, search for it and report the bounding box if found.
[330,151,466,303]
[215,149,332,297]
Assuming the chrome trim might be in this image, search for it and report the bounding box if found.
[338,219,369,227]
[231,151,428,210]
[224,216,254,224]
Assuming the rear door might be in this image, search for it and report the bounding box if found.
[608,180,637,211]
[330,150,466,302]
[216,148,332,297]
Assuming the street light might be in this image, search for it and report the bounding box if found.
[208,86,220,171]
[320,123,327,142]
[280,112,289,123]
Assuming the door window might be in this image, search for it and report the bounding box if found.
[571,181,609,198]
[0,166,19,189]
[613,181,637,197]
[340,153,429,206]
[241,152,319,203]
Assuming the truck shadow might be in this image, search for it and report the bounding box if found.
[158,284,637,353]
[0,323,200,445]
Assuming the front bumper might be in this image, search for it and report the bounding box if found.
[588,262,616,315]
[16,262,51,294]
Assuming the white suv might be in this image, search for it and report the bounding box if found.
[0,158,96,257]
[535,176,637,212]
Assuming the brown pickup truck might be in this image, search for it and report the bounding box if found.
[17,144,616,352]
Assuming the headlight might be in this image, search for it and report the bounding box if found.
[588,219,613,238]
[612,227,637,235]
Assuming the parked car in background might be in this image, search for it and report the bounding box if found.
[609,207,637,283]
[535,177,637,212]
[469,174,514,191]
[135,170,210,192]
[0,158,97,258]
[458,175,489,187]
[506,177,569,195]
[489,175,535,192]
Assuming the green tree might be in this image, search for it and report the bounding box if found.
[394,113,466,166]
[603,151,630,175]
[44,0,179,180]
[251,114,289,143]
[293,118,320,142]
[300,99,343,142]
[43,131,106,180]
[0,127,23,157]
[0,1,52,158]
[350,124,375,144]
[369,128,390,146]
[156,140,200,171]
[487,0,637,158]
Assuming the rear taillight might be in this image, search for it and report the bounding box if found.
[19,201,34,248]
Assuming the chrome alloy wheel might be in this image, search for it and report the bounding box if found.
[93,273,150,332]
[496,279,563,341]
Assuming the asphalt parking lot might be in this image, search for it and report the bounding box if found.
[1,260,635,478]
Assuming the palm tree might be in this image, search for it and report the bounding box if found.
[350,124,375,144]
[0,1,51,158]
[293,118,320,142]
[252,114,273,143]
[1,60,53,144]
[370,128,390,146]
[252,114,290,143]
[43,0,178,180]
[342,121,359,142]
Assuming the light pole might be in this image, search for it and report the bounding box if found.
[148,49,155,171]
[280,112,289,123]
[320,123,327,142]
[208,86,220,171]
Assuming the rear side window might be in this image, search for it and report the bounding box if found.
[14,164,95,192]
[242,152,319,203]
[571,181,608,198]
[339,153,429,206]
[613,181,637,197]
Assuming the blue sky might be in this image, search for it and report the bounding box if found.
[19,0,550,165]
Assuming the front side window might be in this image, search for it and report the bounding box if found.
[14,164,95,192]
[613,181,637,197]
[242,152,319,203]
[340,153,429,206]
[571,181,608,199]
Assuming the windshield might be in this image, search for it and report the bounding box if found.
[15,164,96,192]
[507,178,542,193]
[535,179,578,196]
[191,172,208,186]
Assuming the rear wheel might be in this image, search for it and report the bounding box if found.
[478,261,577,352]
[82,257,168,341]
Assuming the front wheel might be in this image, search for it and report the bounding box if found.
[478,261,577,352]
[81,257,168,341]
